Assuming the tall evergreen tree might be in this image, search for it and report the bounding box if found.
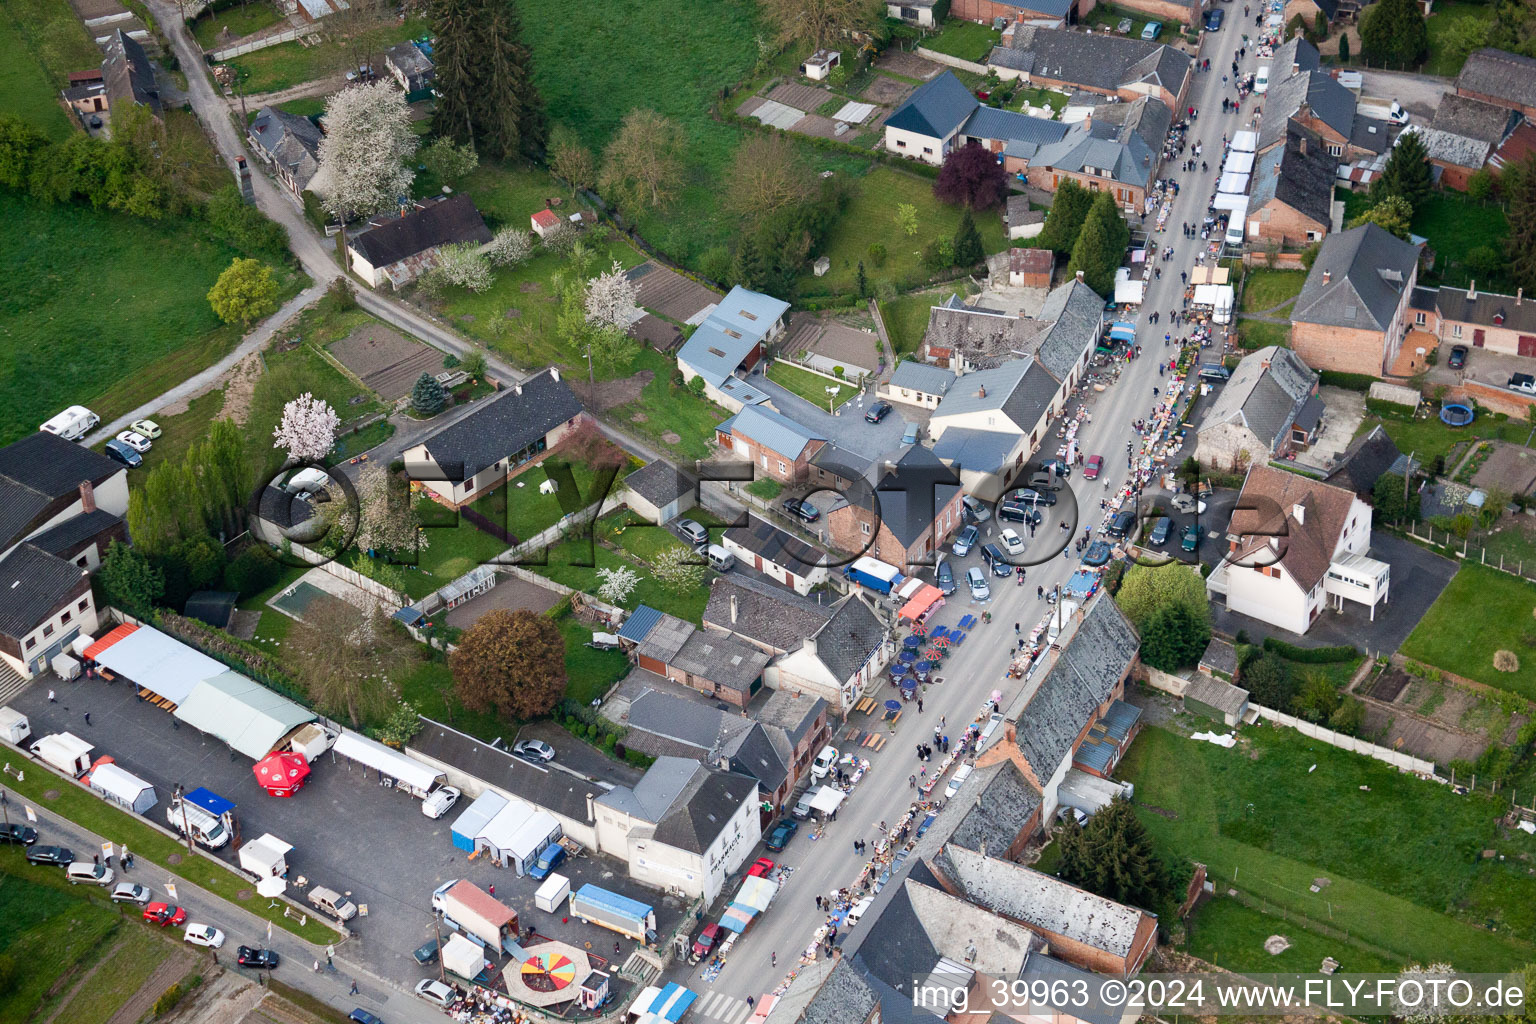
[1038,179,1092,253]
[731,234,766,290]
[430,0,546,161]
[1359,0,1428,69]
[1066,193,1126,298]
[1056,798,1179,910]
[856,259,868,298]
[952,209,984,267]
[1505,155,1536,292]
[1371,129,1432,210]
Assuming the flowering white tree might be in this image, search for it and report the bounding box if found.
[651,545,706,594]
[596,565,641,605]
[486,227,534,267]
[354,463,429,554]
[584,260,640,328]
[435,242,493,292]
[313,81,417,264]
[542,220,577,257]
[273,393,339,463]
[1392,963,1458,1024]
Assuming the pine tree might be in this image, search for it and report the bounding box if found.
[1371,129,1432,210]
[856,259,868,298]
[429,0,546,161]
[1066,194,1125,297]
[411,372,448,416]
[731,234,767,290]
[1140,603,1211,672]
[952,209,984,267]
[1057,798,1178,910]
[1338,32,1350,63]
[1038,179,1092,253]
[1504,155,1536,292]
[1359,0,1427,68]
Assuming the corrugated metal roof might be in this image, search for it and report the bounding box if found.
[619,605,665,642]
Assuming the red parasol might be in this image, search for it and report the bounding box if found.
[253,751,311,797]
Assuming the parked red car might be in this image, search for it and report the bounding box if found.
[747,858,775,878]
[692,923,723,960]
[1083,455,1103,480]
[143,903,188,927]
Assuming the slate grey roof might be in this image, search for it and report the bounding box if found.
[411,368,582,481]
[790,960,882,1024]
[0,544,88,639]
[991,27,1191,99]
[1324,424,1409,499]
[809,594,885,685]
[1184,673,1250,719]
[350,193,492,268]
[1259,67,1355,152]
[704,574,836,654]
[384,41,434,83]
[0,432,122,551]
[864,446,962,548]
[28,508,122,558]
[811,442,874,483]
[719,405,825,461]
[624,459,696,509]
[925,303,1052,369]
[1293,224,1421,332]
[1199,636,1239,676]
[1030,97,1170,191]
[1456,48,1536,111]
[932,358,1049,431]
[753,687,827,749]
[248,106,322,192]
[962,106,1068,150]
[945,760,1042,856]
[724,514,827,574]
[256,484,317,530]
[1436,284,1536,334]
[1400,124,1490,170]
[652,766,757,854]
[1349,114,1391,155]
[857,879,1038,997]
[884,71,977,140]
[1269,36,1321,76]
[677,287,789,393]
[1199,345,1318,451]
[1431,93,1522,146]
[670,629,771,693]
[634,612,695,665]
[102,29,160,115]
[1034,278,1105,374]
[410,717,599,824]
[929,843,1152,958]
[1016,596,1138,778]
[1248,129,1337,226]
[888,360,957,396]
[931,427,1020,473]
[1017,953,1126,1024]
[724,724,790,794]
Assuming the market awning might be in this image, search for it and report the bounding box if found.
[174,671,315,761]
[1110,321,1137,342]
[719,903,757,933]
[1113,273,1144,306]
[734,875,778,913]
[85,624,225,704]
[634,982,696,1022]
[1212,192,1248,212]
[1222,150,1254,174]
[442,933,485,980]
[1217,171,1249,194]
[898,584,944,622]
[331,730,444,794]
[809,786,846,815]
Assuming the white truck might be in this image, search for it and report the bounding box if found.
[432,879,519,953]
[30,732,93,777]
[40,406,99,441]
[166,794,231,849]
[569,883,656,942]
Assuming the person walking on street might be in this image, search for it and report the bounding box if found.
[47,690,55,702]
[917,697,924,713]
[772,952,777,967]
[350,981,359,995]
[313,961,321,973]
[83,711,91,726]
[326,946,334,966]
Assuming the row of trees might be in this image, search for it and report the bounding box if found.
[1115,562,1212,673]
[1034,180,1132,295]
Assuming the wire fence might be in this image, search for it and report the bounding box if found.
[1398,522,1536,585]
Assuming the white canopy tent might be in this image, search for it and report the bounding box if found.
[1212,192,1248,212]
[1231,130,1258,153]
[173,671,315,761]
[330,730,445,798]
[809,786,846,815]
[1222,150,1255,174]
[1217,171,1249,194]
[1113,268,1145,305]
[89,625,224,704]
[504,810,561,873]
[88,762,157,814]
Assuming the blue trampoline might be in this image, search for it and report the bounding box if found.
[1440,403,1474,426]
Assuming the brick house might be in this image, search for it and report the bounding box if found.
[933,759,1043,861]
[1433,283,1536,357]
[714,405,826,485]
[1289,223,1422,377]
[1023,96,1171,213]
[826,446,962,574]
[615,606,771,707]
[1456,48,1536,121]
[989,25,1192,113]
[1245,128,1337,248]
[885,0,939,25]
[402,368,584,508]
[951,0,1086,26]
[1258,40,1387,163]
[247,107,322,200]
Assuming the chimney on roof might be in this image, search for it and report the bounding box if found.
[804,636,817,657]
[1298,134,1307,155]
[730,594,738,624]
[79,480,96,514]
[1292,60,1300,75]
[977,384,987,399]
[1322,269,1331,285]
[1469,280,1477,300]
[1293,502,1306,525]
[1520,288,1525,306]
[1075,269,1084,283]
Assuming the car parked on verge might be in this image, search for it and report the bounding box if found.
[513,739,555,763]
[103,439,142,468]
[966,567,991,601]
[130,418,161,439]
[782,497,820,522]
[416,980,456,1007]
[115,430,152,453]
[999,528,1026,556]
[0,823,38,845]
[952,524,979,556]
[184,923,225,948]
[692,923,723,960]
[1141,20,1161,38]
[112,882,152,904]
[935,560,956,595]
[25,845,74,866]
[1116,15,1132,31]
[238,946,281,969]
[67,861,114,886]
[676,518,708,546]
[1082,455,1103,480]
[145,903,189,927]
[1447,345,1468,369]
[864,401,892,424]
[765,820,798,851]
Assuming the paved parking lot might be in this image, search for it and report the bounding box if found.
[758,377,911,460]
[7,679,683,983]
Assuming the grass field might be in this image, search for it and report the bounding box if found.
[920,21,1001,61]
[0,854,124,1024]
[1423,1,1495,77]
[221,15,429,93]
[0,191,309,446]
[4,0,101,92]
[0,9,75,138]
[803,168,1008,296]
[51,928,176,1024]
[767,360,854,408]
[1121,724,1536,969]
[1355,411,1531,471]
[1236,318,1290,350]
[1240,269,1306,313]
[1402,564,1536,701]
[528,536,709,623]
[1414,191,1511,289]
[191,1,284,51]
[879,289,951,357]
[1185,895,1402,975]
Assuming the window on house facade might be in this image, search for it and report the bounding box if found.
[25,637,35,650]
[1326,143,1342,156]
[78,599,88,611]
[76,556,88,568]
[923,147,933,155]
[777,460,786,475]
[43,624,53,638]
[1307,230,1321,241]
[1415,312,1426,326]
[861,522,871,535]
[61,611,71,625]
[464,478,476,493]
[897,140,907,148]
[1452,323,1462,338]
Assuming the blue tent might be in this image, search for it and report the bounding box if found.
[184,787,234,817]
[636,983,697,1022]
[1110,322,1136,343]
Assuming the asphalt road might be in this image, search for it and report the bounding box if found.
[669,22,1257,1023]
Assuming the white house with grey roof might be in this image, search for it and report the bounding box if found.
[882,71,1069,170]
[403,368,584,508]
[722,513,830,595]
[878,360,956,409]
[929,356,1063,500]
[675,286,789,412]
[620,459,697,525]
[1195,345,1322,471]
[592,756,758,902]
[773,592,892,716]
[1024,96,1173,213]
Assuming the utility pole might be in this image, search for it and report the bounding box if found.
[174,784,194,855]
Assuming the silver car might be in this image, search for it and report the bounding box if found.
[966,567,991,601]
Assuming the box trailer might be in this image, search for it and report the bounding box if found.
[31,732,93,777]
[435,880,518,952]
[534,873,570,913]
[0,707,30,744]
[570,884,656,942]
[843,556,904,595]
[87,761,157,814]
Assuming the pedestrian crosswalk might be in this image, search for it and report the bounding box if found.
[693,989,755,1024]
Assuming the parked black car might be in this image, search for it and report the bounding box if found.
[765,820,798,851]
[864,401,892,424]
[1447,345,1468,369]
[782,497,820,522]
[936,561,956,595]
[25,845,74,866]
[413,938,443,966]
[238,946,281,969]
[0,823,38,845]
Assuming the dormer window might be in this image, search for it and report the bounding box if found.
[1494,310,1506,325]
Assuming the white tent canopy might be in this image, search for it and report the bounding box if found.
[331,730,445,796]
[88,762,156,813]
[442,933,485,979]
[478,801,535,855]
[1222,150,1254,174]
[90,625,225,703]
[37,731,93,765]
[1217,171,1249,194]
[505,809,560,863]
[809,786,845,814]
[1113,268,1145,305]
[1212,192,1248,212]
[173,671,315,761]
[1231,130,1258,153]
[733,875,778,913]
[1193,284,1235,307]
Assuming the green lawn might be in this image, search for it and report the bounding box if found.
[0,771,336,944]
[191,1,284,51]
[611,348,731,461]
[1414,191,1511,289]
[766,360,855,408]
[1240,269,1307,313]
[803,167,1008,296]
[1355,411,1530,472]
[560,615,632,705]
[526,536,710,623]
[1402,564,1536,701]
[221,15,429,93]
[52,928,176,1024]
[1186,895,1402,975]
[920,21,1000,61]
[0,854,124,1024]
[879,289,950,357]
[279,96,328,117]
[1424,1,1496,77]
[3,0,101,95]
[1,191,307,447]
[0,5,75,138]
[1121,724,1536,968]
[1009,85,1067,115]
[1236,318,1290,350]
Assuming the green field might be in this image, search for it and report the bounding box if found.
[1402,564,1536,701]
[879,289,951,356]
[527,536,710,623]
[1414,191,1511,289]
[50,927,177,1024]
[3,0,101,92]
[191,1,284,51]
[920,21,1001,62]
[1423,1,1496,77]
[0,853,124,1024]
[1121,724,1536,969]
[766,360,854,407]
[222,15,429,93]
[1355,411,1531,472]
[0,10,75,138]
[1240,269,1306,313]
[1236,318,1290,350]
[0,191,309,446]
[1185,895,1402,975]
[802,167,1008,296]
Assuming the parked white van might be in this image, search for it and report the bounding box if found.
[40,406,99,441]
[166,797,230,849]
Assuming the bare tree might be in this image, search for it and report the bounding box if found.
[331,0,392,79]
[289,599,416,728]
[760,0,884,49]
[725,134,814,228]
[548,124,596,191]
[599,108,686,211]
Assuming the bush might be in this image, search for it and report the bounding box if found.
[867,242,887,267]
[224,545,281,597]
[1261,637,1358,663]
[152,980,191,1016]
[300,189,328,229]
[1319,370,1378,392]
[205,185,290,261]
